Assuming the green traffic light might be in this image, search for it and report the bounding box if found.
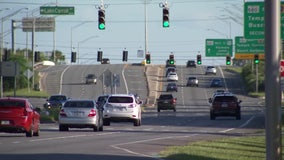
[163,21,169,27]
[226,61,231,65]
[197,61,201,65]
[254,60,259,64]
[146,60,150,64]
[99,23,105,30]
[170,60,174,64]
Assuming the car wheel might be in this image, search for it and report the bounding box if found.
[93,125,99,132]
[59,124,69,131]
[236,113,241,120]
[26,127,33,137]
[33,126,40,136]
[103,118,110,126]
[134,119,141,126]
[210,111,216,120]
[99,117,104,131]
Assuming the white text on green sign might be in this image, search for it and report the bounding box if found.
[40,6,75,15]
[205,39,233,57]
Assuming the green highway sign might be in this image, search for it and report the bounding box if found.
[235,36,264,59]
[205,39,233,57]
[244,2,284,39]
[40,6,75,15]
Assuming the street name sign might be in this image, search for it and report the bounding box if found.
[40,6,75,15]
[235,36,265,59]
[205,39,233,57]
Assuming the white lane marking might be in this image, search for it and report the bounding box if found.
[30,134,87,142]
[59,65,71,94]
[30,132,117,142]
[219,115,257,133]
[217,66,228,90]
[111,134,198,159]
[180,65,185,107]
[122,64,129,94]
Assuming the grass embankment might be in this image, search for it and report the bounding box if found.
[4,88,49,97]
[160,66,281,160]
[160,136,284,160]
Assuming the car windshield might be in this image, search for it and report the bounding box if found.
[64,101,94,108]
[159,95,173,99]
[49,96,67,101]
[87,74,95,78]
[188,77,196,80]
[168,83,176,86]
[0,100,25,108]
[108,96,133,103]
[214,96,237,102]
[97,96,108,102]
[212,79,221,82]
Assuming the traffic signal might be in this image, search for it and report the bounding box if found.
[197,54,202,65]
[162,7,169,28]
[98,9,105,30]
[97,51,103,62]
[169,54,174,64]
[226,55,231,65]
[254,54,259,64]
[71,52,76,63]
[122,50,128,62]
[146,54,151,64]
[35,51,40,62]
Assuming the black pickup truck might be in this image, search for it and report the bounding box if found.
[156,94,177,112]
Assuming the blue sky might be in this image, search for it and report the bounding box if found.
[0,0,246,65]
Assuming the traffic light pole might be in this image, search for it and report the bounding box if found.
[144,0,148,59]
[255,63,258,93]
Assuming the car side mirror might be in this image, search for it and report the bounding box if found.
[208,98,212,103]
[34,107,41,113]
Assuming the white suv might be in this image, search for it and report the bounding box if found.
[205,66,217,75]
[103,94,142,126]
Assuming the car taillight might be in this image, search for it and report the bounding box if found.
[59,109,67,117]
[88,109,96,117]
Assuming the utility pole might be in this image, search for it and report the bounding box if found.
[265,0,282,159]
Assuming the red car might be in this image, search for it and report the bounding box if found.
[0,97,40,137]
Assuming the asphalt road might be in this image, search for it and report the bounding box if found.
[0,64,265,160]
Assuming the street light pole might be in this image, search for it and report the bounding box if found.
[0,7,28,97]
[77,35,99,64]
[70,22,88,53]
[207,28,228,38]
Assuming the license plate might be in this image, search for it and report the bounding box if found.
[73,111,84,117]
[114,107,125,112]
[222,103,228,107]
[1,120,10,125]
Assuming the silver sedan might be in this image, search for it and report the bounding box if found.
[58,99,103,132]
